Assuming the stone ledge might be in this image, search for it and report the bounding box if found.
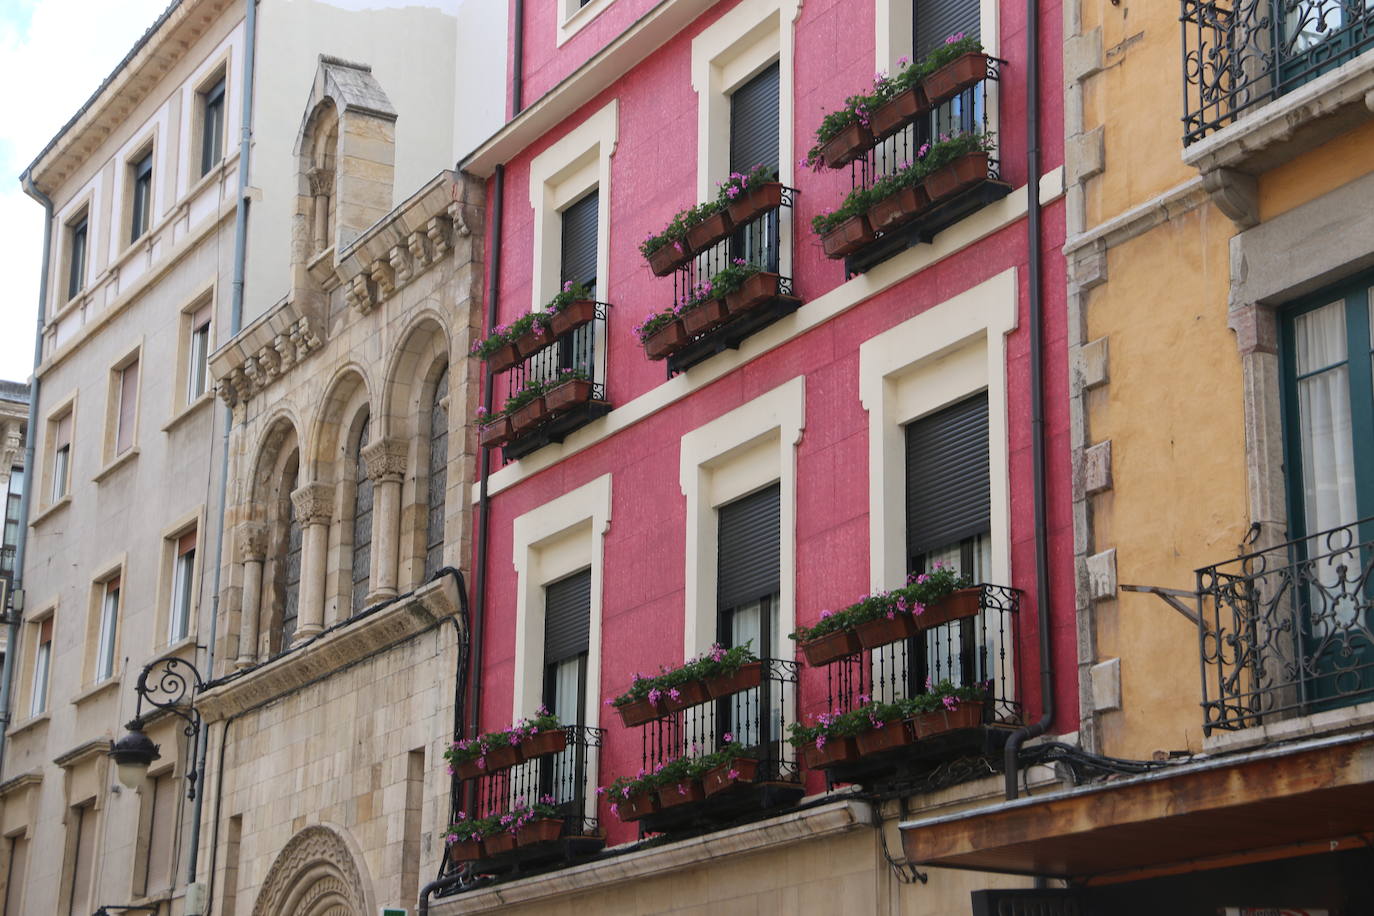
[431,799,874,914]
[1203,696,1374,755]
[197,573,463,722]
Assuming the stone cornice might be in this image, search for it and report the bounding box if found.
[0,770,42,798]
[53,738,112,770]
[196,574,464,722]
[210,298,325,408]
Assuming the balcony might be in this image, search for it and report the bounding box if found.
[1198,517,1374,734]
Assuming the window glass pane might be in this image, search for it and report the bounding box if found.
[171,550,194,643]
[425,368,448,578]
[68,219,87,300]
[98,582,119,679]
[68,803,96,916]
[281,464,302,652]
[53,445,70,501]
[352,417,372,614]
[117,359,139,454]
[30,641,49,716]
[1294,301,1358,535]
[201,79,225,176]
[189,323,210,401]
[131,154,153,242]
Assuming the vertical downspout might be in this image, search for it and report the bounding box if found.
[512,0,525,116]
[0,174,52,771]
[1004,0,1055,801]
[188,0,256,907]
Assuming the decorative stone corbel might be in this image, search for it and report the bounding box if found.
[255,345,281,379]
[447,201,471,237]
[1202,167,1259,229]
[426,215,451,259]
[274,333,297,372]
[289,317,322,362]
[407,231,430,270]
[348,274,375,314]
[389,245,412,285]
[370,258,397,301]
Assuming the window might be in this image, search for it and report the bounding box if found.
[278,462,302,654]
[115,356,140,455]
[29,617,51,717]
[351,416,372,614]
[65,802,96,916]
[200,77,226,178]
[4,834,27,914]
[728,62,781,270]
[96,576,120,681]
[141,770,178,896]
[912,0,983,140]
[51,411,72,503]
[66,214,88,301]
[130,151,153,243]
[425,368,448,579]
[3,469,23,579]
[543,569,591,804]
[169,530,196,643]
[717,485,781,748]
[187,302,212,402]
[560,190,599,297]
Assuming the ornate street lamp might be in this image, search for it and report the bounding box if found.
[108,656,206,798]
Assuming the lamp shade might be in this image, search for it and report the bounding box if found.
[109,718,161,788]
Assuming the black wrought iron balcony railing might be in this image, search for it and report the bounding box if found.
[1198,518,1374,734]
[1182,1,1374,145]
[0,544,14,582]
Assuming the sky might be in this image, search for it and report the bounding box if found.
[0,0,173,383]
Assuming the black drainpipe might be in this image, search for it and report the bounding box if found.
[1004,0,1054,801]
[512,0,525,116]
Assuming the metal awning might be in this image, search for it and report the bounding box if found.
[900,729,1374,883]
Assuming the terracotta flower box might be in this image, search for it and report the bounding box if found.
[681,299,729,336]
[662,679,711,713]
[724,272,781,315]
[726,181,785,226]
[517,817,565,847]
[616,696,667,727]
[820,214,875,259]
[520,728,567,760]
[510,396,548,434]
[455,759,484,781]
[544,378,594,415]
[447,839,484,865]
[705,660,763,699]
[871,86,929,139]
[820,121,875,169]
[485,342,521,374]
[514,325,553,359]
[483,742,523,772]
[855,613,922,650]
[647,239,694,276]
[549,299,598,338]
[855,719,915,756]
[703,757,760,797]
[685,209,734,252]
[922,52,990,105]
[484,831,518,856]
[657,780,706,809]
[479,416,513,449]
[866,184,931,233]
[615,790,659,822]
[923,152,989,202]
[909,700,985,739]
[915,587,982,630]
[801,736,859,770]
[643,319,689,360]
[799,628,863,667]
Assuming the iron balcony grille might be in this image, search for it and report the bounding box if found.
[1198,517,1374,733]
[1182,0,1374,145]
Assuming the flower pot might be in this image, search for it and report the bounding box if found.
[647,239,694,277]
[855,613,922,650]
[447,838,484,865]
[909,700,985,740]
[820,121,875,169]
[514,325,554,359]
[820,214,875,259]
[922,52,990,105]
[517,817,565,847]
[661,679,711,713]
[617,695,667,727]
[549,299,598,338]
[483,831,518,856]
[799,629,862,667]
[657,780,706,809]
[855,719,914,756]
[923,152,989,202]
[484,342,521,374]
[681,299,730,336]
[643,319,689,360]
[705,660,763,699]
[479,416,513,449]
[801,736,859,770]
[544,378,593,415]
[870,86,930,139]
[521,728,567,760]
[484,742,523,772]
[685,209,734,252]
[915,587,982,630]
[724,272,781,315]
[615,790,658,822]
[865,184,931,233]
[702,757,760,797]
[510,396,548,434]
[455,758,484,781]
[726,182,785,226]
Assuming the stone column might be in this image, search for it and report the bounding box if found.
[235,522,268,669]
[308,166,334,254]
[361,437,408,603]
[291,481,335,642]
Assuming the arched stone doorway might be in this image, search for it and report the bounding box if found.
[252,825,375,916]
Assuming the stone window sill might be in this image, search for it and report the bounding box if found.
[1203,696,1374,755]
[70,675,121,707]
[6,712,50,739]
[30,495,71,528]
[162,391,215,434]
[93,447,140,484]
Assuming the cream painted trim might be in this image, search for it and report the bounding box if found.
[678,377,803,659]
[558,0,616,46]
[876,0,1001,72]
[477,169,1064,501]
[858,268,1017,593]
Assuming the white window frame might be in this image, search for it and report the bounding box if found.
[876,0,1001,72]
[556,0,615,47]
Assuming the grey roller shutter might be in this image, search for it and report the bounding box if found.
[560,190,598,296]
[905,392,990,558]
[545,569,591,664]
[730,62,780,175]
[717,484,780,611]
[914,0,981,59]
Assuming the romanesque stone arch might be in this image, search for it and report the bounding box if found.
[252,825,374,916]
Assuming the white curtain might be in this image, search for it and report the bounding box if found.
[1295,300,1358,538]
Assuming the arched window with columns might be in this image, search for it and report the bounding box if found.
[351,414,372,614]
[277,455,302,655]
[425,365,448,579]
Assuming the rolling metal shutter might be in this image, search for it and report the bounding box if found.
[545,568,592,664]
[730,62,780,175]
[914,0,981,59]
[717,484,781,610]
[905,392,991,558]
[560,190,599,295]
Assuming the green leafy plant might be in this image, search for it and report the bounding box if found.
[607,642,758,707]
[500,378,549,417]
[641,200,727,259]
[716,163,778,206]
[921,33,983,76]
[444,707,563,767]
[789,565,971,644]
[709,259,763,298]
[634,308,680,345]
[810,185,879,235]
[915,131,996,174]
[547,280,593,314]
[801,92,876,170]
[445,811,498,844]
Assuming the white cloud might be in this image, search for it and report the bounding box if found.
[0,0,173,382]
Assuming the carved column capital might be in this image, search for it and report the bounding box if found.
[307,166,335,198]
[361,437,408,483]
[290,482,335,526]
[237,522,269,562]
